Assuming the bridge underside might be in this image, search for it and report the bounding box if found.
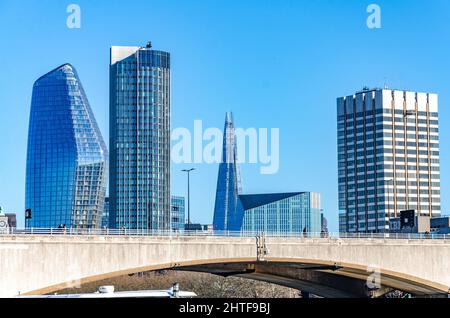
[173,261,449,298]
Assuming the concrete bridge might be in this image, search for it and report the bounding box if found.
[1,234,449,298]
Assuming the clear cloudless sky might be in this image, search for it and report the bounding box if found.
[1,0,450,231]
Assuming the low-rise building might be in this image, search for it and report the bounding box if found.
[239,192,322,235]
[0,207,8,234]
[321,214,328,234]
[6,213,16,228]
[389,210,430,234]
[430,216,450,234]
[171,196,185,231]
[184,223,202,231]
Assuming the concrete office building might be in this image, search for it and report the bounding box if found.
[338,88,440,233]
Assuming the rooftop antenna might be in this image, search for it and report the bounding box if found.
[384,77,388,89]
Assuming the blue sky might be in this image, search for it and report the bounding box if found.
[1,0,450,231]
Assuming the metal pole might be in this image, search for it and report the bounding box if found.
[182,168,195,230]
[187,170,190,225]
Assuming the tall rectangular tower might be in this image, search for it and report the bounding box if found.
[337,88,440,233]
[110,43,171,230]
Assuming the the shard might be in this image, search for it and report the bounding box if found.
[212,112,244,231]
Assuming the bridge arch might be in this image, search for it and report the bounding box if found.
[26,257,449,298]
[1,235,449,298]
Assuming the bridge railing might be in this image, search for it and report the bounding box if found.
[1,228,450,240]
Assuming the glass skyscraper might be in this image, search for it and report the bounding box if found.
[338,88,440,233]
[109,43,171,230]
[25,64,108,228]
[170,195,185,231]
[240,192,322,235]
[213,112,243,231]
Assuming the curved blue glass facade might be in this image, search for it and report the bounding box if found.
[25,64,108,228]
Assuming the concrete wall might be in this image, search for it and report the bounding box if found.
[0,235,449,297]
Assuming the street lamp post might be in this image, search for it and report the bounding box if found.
[181,168,195,230]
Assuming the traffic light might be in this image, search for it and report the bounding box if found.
[25,208,32,219]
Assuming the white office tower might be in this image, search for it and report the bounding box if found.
[337,88,440,233]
